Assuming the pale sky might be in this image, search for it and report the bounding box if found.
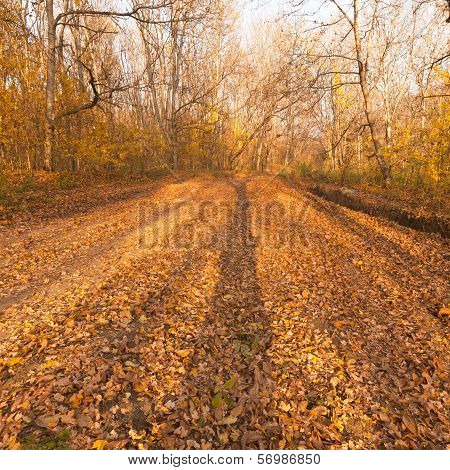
[238,0,334,41]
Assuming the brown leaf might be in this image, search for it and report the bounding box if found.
[402,414,418,436]
[76,414,93,428]
[298,401,309,412]
[230,402,245,418]
[242,431,263,446]
[35,415,60,429]
[217,415,238,425]
[309,406,328,418]
[39,338,48,351]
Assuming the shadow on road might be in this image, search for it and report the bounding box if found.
[160,179,279,449]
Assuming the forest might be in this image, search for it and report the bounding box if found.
[0,0,448,188]
[0,0,449,454]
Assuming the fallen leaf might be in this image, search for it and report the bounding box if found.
[92,440,108,450]
[5,357,23,367]
[402,414,418,436]
[217,415,238,425]
[212,392,223,409]
[176,349,192,358]
[230,402,245,418]
[242,431,263,445]
[76,414,92,428]
[129,429,146,440]
[279,401,291,412]
[224,377,236,390]
[35,415,60,429]
[309,406,328,418]
[134,381,146,393]
[330,376,339,387]
[69,393,83,408]
[42,359,60,369]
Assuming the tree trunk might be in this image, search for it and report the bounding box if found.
[44,0,56,171]
[171,125,179,170]
[357,132,362,167]
[385,117,392,146]
[353,0,391,185]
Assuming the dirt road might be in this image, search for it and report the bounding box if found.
[0,176,448,449]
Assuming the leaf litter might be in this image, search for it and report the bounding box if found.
[0,176,448,449]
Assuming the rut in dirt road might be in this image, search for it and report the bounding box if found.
[169,180,277,449]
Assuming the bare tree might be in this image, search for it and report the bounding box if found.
[43,0,176,171]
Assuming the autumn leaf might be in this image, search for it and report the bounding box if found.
[129,429,146,441]
[224,377,236,390]
[35,415,60,429]
[217,415,238,426]
[5,357,23,367]
[230,402,244,418]
[242,431,263,446]
[298,401,309,413]
[134,381,147,393]
[42,359,60,369]
[330,376,339,387]
[218,432,229,444]
[176,349,192,358]
[212,392,223,409]
[92,440,108,450]
[69,393,83,408]
[76,414,93,428]
[8,435,20,450]
[309,406,328,418]
[279,401,291,412]
[402,414,418,436]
